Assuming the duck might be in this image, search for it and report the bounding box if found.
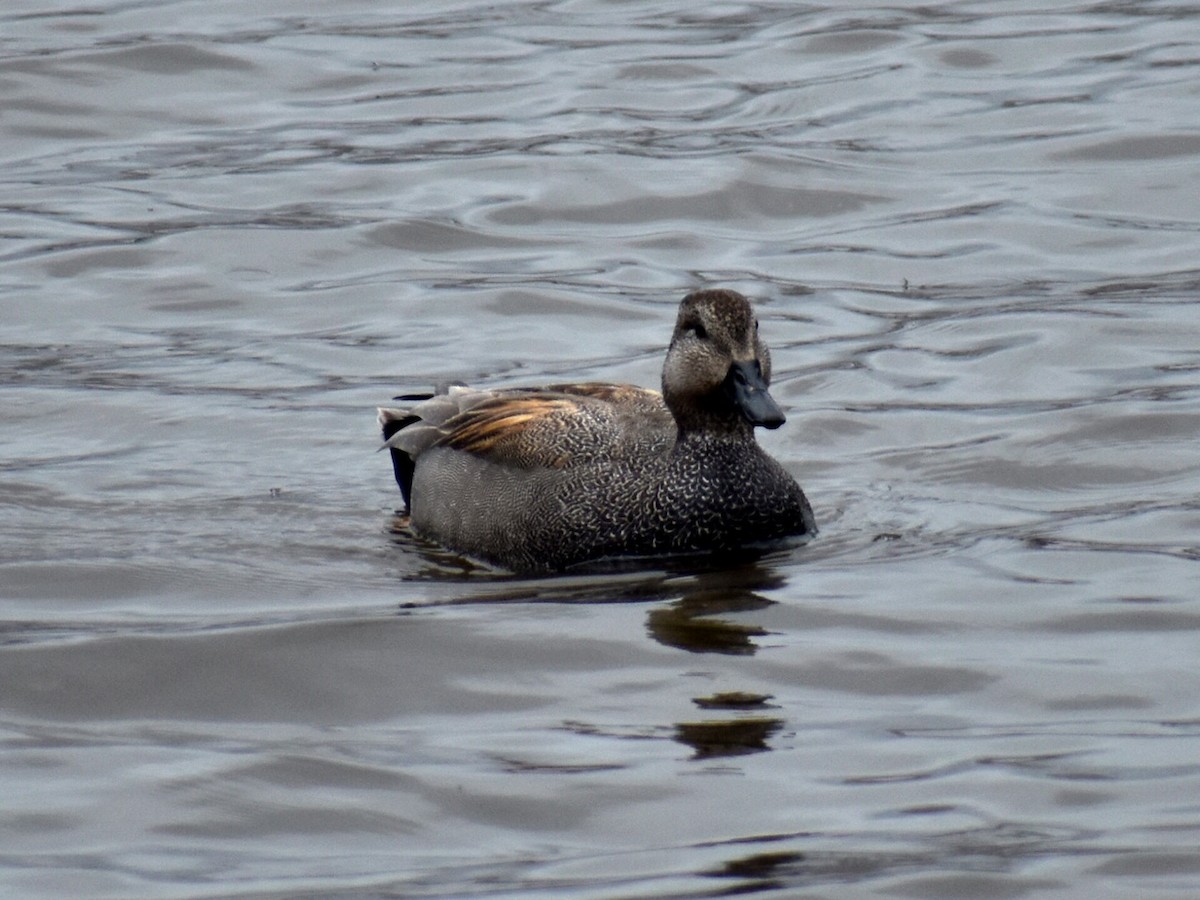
[378,288,816,572]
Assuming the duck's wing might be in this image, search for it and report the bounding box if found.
[381,383,670,471]
[542,382,669,417]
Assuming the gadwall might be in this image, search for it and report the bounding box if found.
[379,289,816,572]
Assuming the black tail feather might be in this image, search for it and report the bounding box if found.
[381,412,421,510]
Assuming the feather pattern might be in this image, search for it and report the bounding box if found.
[378,289,815,572]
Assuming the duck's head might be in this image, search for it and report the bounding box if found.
[662,289,785,434]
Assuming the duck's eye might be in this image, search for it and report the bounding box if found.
[688,322,708,340]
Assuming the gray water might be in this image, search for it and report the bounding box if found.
[3,2,1200,897]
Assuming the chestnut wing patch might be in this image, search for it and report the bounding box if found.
[440,395,597,468]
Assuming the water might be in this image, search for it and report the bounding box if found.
[3,1,1200,897]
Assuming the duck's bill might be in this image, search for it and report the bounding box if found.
[725,360,786,429]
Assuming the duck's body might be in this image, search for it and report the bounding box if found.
[379,289,816,572]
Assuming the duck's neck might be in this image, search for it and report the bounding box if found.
[673,420,758,451]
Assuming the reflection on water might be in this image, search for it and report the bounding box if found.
[674,717,784,759]
[3,1,1200,897]
[694,691,775,710]
[647,589,773,655]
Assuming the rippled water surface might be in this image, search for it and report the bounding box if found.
[4,2,1200,897]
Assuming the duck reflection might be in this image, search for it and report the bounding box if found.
[678,693,783,758]
[646,566,781,655]
[674,716,784,759]
[390,524,796,613]
[647,591,773,654]
[709,849,806,882]
[389,537,794,759]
